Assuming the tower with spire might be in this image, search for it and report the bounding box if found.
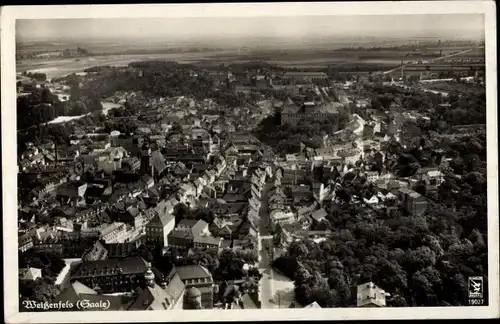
[186,287,203,309]
[144,262,155,288]
[140,140,154,177]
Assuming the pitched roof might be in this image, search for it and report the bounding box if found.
[151,199,176,227]
[72,281,98,295]
[72,257,148,278]
[128,284,174,311]
[178,219,199,228]
[311,208,328,221]
[191,220,209,236]
[240,293,259,309]
[164,273,185,303]
[151,151,167,174]
[281,97,301,114]
[140,174,154,184]
[193,235,222,246]
[19,267,42,280]
[54,281,97,304]
[175,265,212,281]
[273,223,292,248]
[284,71,328,76]
[168,229,194,240]
[305,301,322,308]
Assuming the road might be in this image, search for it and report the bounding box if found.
[258,173,276,308]
[259,181,274,236]
[381,48,475,75]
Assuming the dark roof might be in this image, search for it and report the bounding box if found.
[106,241,140,257]
[140,174,154,184]
[175,265,212,281]
[214,202,247,215]
[284,71,328,76]
[81,240,108,261]
[57,184,81,197]
[72,257,148,278]
[193,236,221,246]
[177,219,199,228]
[222,194,247,202]
[168,230,194,245]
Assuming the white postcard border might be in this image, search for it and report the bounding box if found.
[2,2,498,322]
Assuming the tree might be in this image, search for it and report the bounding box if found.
[20,279,60,303]
[41,89,53,104]
[173,203,189,224]
[136,244,154,262]
[289,242,309,260]
[336,187,352,204]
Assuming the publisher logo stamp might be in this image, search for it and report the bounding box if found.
[468,276,483,298]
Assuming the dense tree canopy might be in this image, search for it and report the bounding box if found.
[76,62,246,109]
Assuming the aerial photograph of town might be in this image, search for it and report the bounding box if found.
[15,13,488,312]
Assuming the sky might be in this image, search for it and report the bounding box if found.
[16,14,485,43]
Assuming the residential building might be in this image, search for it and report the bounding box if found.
[168,230,194,250]
[106,240,143,258]
[304,301,322,308]
[280,98,339,126]
[209,218,234,240]
[310,208,328,224]
[19,267,43,281]
[363,171,380,182]
[128,265,185,310]
[397,187,428,216]
[81,240,108,262]
[70,257,150,294]
[193,236,222,251]
[356,282,387,307]
[282,72,328,84]
[100,222,128,244]
[191,220,210,237]
[19,233,34,252]
[145,208,175,247]
[169,265,214,309]
[176,219,199,232]
[53,281,130,311]
[414,168,444,190]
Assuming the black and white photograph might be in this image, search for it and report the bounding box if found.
[1,2,498,322]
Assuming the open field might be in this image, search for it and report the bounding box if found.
[449,46,485,58]
[17,52,231,79]
[17,52,439,79]
[17,43,485,79]
[420,81,485,94]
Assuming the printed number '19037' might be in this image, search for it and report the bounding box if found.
[469,299,484,305]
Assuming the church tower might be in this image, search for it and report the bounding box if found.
[144,263,155,288]
[140,140,153,177]
[186,287,203,309]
